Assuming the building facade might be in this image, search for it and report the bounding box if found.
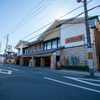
[60,17,100,71]
[19,26,63,69]
[14,17,100,71]
[0,54,4,63]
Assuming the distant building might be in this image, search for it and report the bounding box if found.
[0,54,4,63]
[6,51,17,64]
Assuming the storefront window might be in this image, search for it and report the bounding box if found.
[44,43,46,50]
[47,42,51,49]
[58,39,60,47]
[52,40,57,48]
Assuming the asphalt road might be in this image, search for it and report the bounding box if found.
[0,63,100,100]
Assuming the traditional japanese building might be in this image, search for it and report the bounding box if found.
[14,16,100,71]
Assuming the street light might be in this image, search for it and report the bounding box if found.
[77,0,94,76]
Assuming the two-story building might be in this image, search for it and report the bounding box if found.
[15,16,100,71]
[14,40,29,65]
[19,34,63,69]
[60,17,100,71]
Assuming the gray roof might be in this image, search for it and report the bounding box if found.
[27,40,43,46]
[15,40,30,49]
[37,17,86,40]
[38,16,98,40]
[21,46,64,57]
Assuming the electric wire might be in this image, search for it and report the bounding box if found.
[22,5,100,41]
[11,4,85,46]
[11,4,100,48]
[0,0,45,44]
[6,0,45,35]
[12,0,93,43]
[0,0,92,44]
[9,0,52,35]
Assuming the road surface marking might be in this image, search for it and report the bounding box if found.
[8,67,19,71]
[44,77,100,93]
[66,77,100,82]
[0,69,12,75]
[63,76,100,86]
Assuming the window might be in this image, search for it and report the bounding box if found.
[25,48,28,53]
[44,43,46,50]
[23,48,28,54]
[52,40,57,48]
[39,44,41,49]
[58,39,60,47]
[34,45,37,51]
[47,42,51,49]
[43,38,60,50]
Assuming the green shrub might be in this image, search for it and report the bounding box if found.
[61,65,89,71]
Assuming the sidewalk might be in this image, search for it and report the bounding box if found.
[58,69,100,78]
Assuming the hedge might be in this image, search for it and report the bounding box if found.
[61,65,89,71]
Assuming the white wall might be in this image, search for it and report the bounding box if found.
[19,44,23,55]
[0,56,4,63]
[61,23,93,47]
[17,43,23,55]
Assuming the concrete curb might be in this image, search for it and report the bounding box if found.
[58,70,100,78]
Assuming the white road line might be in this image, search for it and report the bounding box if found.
[63,76,100,86]
[44,77,100,93]
[0,69,12,75]
[65,77,100,82]
[8,67,19,71]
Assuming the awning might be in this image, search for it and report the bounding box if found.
[8,56,21,59]
[35,55,50,58]
[20,46,64,57]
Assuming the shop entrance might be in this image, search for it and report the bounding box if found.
[35,57,41,67]
[16,59,20,65]
[45,57,50,67]
[24,57,31,66]
[56,56,60,62]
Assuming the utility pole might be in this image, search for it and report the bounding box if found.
[0,43,1,52]
[4,35,9,63]
[77,0,94,76]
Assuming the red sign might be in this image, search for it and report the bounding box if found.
[65,34,84,44]
[57,61,61,68]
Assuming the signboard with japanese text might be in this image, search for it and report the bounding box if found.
[65,34,84,44]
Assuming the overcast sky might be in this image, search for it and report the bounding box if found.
[0,0,100,54]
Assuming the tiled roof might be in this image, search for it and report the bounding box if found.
[21,46,64,56]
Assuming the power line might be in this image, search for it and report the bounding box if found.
[10,0,69,41]
[1,0,46,37]
[0,0,92,45]
[11,4,85,46]
[12,4,100,47]
[0,0,46,43]
[9,0,52,35]
[1,0,83,44]
[17,0,93,40]
[21,4,100,41]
